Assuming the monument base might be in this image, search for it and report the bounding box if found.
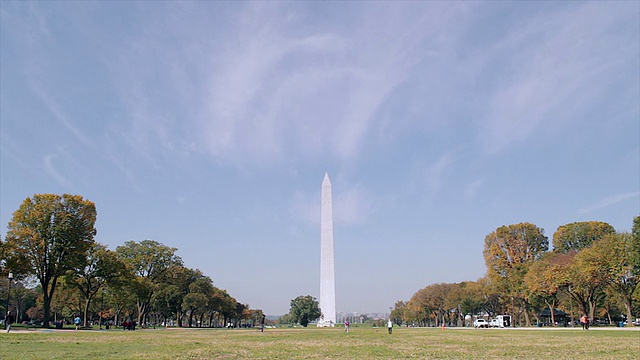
[316,320,335,328]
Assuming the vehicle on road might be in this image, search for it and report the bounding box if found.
[493,315,511,328]
[473,318,489,328]
[489,319,500,328]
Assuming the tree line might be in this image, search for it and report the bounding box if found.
[391,218,640,327]
[0,194,263,328]
[3,194,638,329]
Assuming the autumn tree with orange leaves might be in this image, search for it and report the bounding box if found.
[483,223,548,326]
[524,252,573,325]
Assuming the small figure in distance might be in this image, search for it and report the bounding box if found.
[74,315,82,331]
[5,312,15,333]
[260,314,266,332]
[344,319,349,333]
[387,319,393,334]
[580,314,589,330]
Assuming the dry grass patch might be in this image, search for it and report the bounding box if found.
[0,326,638,359]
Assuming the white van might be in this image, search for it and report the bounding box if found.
[493,315,511,328]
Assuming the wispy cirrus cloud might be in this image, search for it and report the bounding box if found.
[578,192,640,215]
[464,179,485,200]
[43,151,74,189]
[31,82,94,149]
[478,2,637,153]
[195,2,459,166]
[290,179,376,227]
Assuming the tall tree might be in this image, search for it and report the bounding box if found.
[289,295,321,327]
[152,283,181,326]
[632,216,640,276]
[415,283,451,327]
[183,292,209,327]
[450,281,484,327]
[3,194,97,327]
[552,221,615,254]
[184,276,214,327]
[103,279,137,327]
[567,245,610,320]
[483,223,548,326]
[390,301,410,326]
[116,240,182,326]
[524,252,572,326]
[408,285,438,327]
[165,266,204,327]
[590,233,638,325]
[65,243,125,327]
[207,287,233,327]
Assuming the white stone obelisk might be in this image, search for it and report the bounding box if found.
[319,173,336,326]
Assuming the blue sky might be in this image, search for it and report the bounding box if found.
[1,1,638,316]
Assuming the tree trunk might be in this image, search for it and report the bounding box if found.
[523,309,531,327]
[177,308,183,327]
[137,300,148,327]
[43,294,52,328]
[114,304,123,327]
[588,299,596,322]
[83,297,92,328]
[572,292,589,318]
[544,298,557,326]
[623,299,633,326]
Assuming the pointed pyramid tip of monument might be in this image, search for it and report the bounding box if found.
[323,173,331,183]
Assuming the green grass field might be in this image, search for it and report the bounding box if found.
[1,326,638,359]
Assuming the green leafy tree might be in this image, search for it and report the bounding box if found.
[277,313,291,325]
[185,276,215,327]
[451,281,484,327]
[183,292,209,327]
[48,277,83,322]
[66,243,125,327]
[477,276,505,318]
[0,240,7,277]
[632,216,640,276]
[160,266,204,327]
[552,221,615,254]
[289,295,321,327]
[391,300,410,326]
[6,281,38,323]
[590,233,638,325]
[567,245,610,320]
[152,283,181,326]
[116,240,183,326]
[235,303,251,328]
[209,288,237,327]
[103,279,137,326]
[3,194,97,327]
[483,223,548,326]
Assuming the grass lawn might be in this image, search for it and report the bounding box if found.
[0,326,638,359]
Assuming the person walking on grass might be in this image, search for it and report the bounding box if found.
[580,315,589,330]
[260,314,266,332]
[5,312,15,333]
[387,319,393,334]
[344,319,350,333]
[74,315,82,331]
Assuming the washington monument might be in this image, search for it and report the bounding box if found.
[319,173,336,326]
